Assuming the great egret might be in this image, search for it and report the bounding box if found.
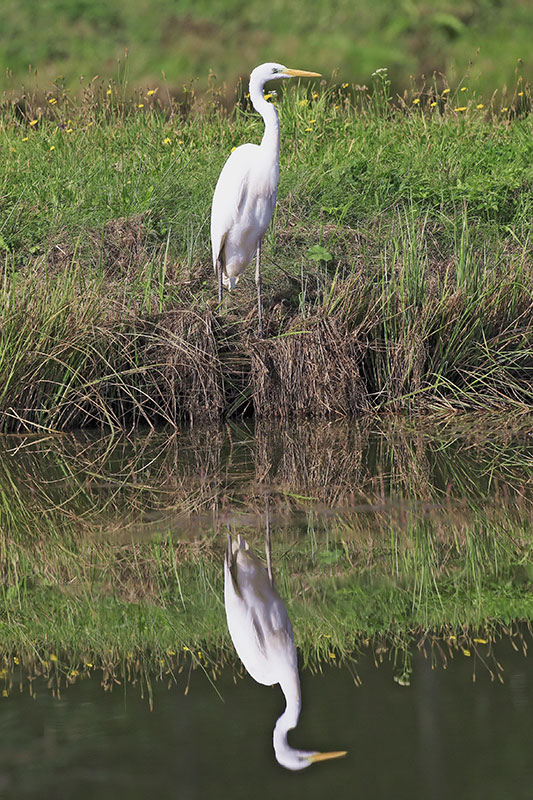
[211,63,321,337]
[224,533,347,771]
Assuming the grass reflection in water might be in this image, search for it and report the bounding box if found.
[0,416,531,695]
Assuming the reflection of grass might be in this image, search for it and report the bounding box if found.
[0,420,531,686]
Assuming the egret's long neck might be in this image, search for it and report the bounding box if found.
[273,668,302,755]
[249,75,281,158]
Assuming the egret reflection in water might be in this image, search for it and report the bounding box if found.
[224,528,347,771]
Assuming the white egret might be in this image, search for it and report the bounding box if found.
[211,63,321,337]
[224,534,347,771]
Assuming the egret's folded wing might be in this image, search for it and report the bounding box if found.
[250,609,267,655]
[210,144,257,266]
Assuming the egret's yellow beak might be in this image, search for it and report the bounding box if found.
[308,750,348,763]
[283,68,322,77]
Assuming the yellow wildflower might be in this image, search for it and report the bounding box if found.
[412,98,420,105]
[66,128,73,133]
[501,107,508,112]
[147,89,156,96]
[342,82,349,88]
[107,89,112,95]
[85,662,93,668]
[50,145,55,150]
[305,127,313,132]
[2,690,7,697]
[309,118,316,123]
[163,137,171,144]
[10,147,16,152]
[476,103,484,109]
[518,91,524,97]
[473,638,488,644]
[442,88,450,95]
[14,657,19,665]
[30,119,38,126]
[300,98,308,106]
[166,649,176,656]
[312,92,318,99]
[69,670,79,678]
[430,102,437,107]
[50,653,57,661]
[454,106,467,112]
[460,87,467,92]
[329,652,336,659]
[138,103,144,108]
[49,98,57,105]
[462,649,471,656]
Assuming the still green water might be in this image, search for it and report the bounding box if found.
[0,640,531,799]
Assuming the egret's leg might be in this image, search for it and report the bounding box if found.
[265,495,273,587]
[255,240,263,339]
[217,258,223,305]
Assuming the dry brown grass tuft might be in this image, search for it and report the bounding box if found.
[135,309,224,424]
[250,316,370,419]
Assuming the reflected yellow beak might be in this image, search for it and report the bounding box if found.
[308,750,348,763]
[283,68,322,77]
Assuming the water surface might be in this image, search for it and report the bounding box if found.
[0,417,531,796]
[1,637,531,800]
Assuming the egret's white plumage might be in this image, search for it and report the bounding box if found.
[224,534,346,771]
[211,63,321,335]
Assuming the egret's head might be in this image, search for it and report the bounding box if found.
[250,62,321,88]
[274,746,348,772]
[273,715,346,771]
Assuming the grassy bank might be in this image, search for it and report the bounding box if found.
[0,420,531,687]
[0,77,532,428]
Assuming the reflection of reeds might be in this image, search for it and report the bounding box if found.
[254,419,371,504]
[0,418,531,684]
[1,415,530,532]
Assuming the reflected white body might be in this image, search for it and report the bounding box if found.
[224,535,346,771]
[211,62,317,290]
